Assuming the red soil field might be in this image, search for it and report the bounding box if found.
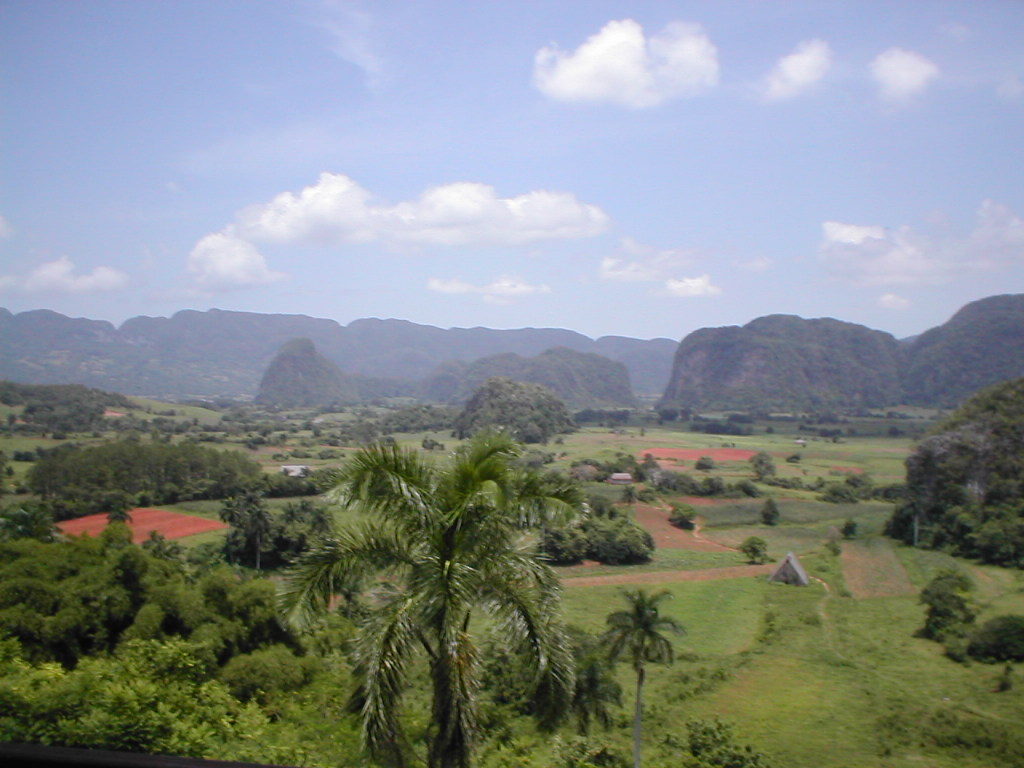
[633,504,733,552]
[58,507,228,544]
[639,447,757,462]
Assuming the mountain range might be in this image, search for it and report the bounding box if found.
[2,293,1022,409]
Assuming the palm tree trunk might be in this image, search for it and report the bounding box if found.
[633,664,644,768]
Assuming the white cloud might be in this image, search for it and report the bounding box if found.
[870,47,939,102]
[763,39,832,101]
[664,274,721,297]
[188,229,286,291]
[877,293,911,310]
[8,256,130,293]
[236,172,608,247]
[599,237,694,282]
[427,275,551,305]
[533,19,719,108]
[0,214,12,239]
[819,200,1024,285]
[316,1,382,86]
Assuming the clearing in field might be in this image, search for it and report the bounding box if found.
[633,503,733,552]
[639,446,757,462]
[840,537,914,598]
[57,507,228,544]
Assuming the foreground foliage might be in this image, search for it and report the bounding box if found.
[282,433,583,768]
[888,377,1024,567]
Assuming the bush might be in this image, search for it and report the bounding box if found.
[669,504,697,530]
[685,718,772,767]
[818,483,858,504]
[734,480,761,498]
[584,518,654,565]
[760,499,780,526]
[739,537,769,565]
[219,644,317,703]
[841,519,858,539]
[967,615,1024,662]
[918,570,975,641]
[694,456,716,471]
[540,525,589,565]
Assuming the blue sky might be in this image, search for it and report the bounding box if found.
[1,0,1022,341]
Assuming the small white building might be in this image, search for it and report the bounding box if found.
[608,472,634,485]
[280,464,311,477]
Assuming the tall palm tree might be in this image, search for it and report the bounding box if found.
[603,589,684,768]
[280,432,581,768]
[220,488,272,569]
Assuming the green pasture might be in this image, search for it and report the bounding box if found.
[553,539,1024,768]
[126,397,223,424]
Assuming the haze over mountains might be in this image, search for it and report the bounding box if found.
[1,294,1022,409]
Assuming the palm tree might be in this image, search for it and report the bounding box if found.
[220,488,272,569]
[603,589,684,768]
[280,432,582,768]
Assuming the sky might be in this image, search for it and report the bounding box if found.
[1,1,1022,342]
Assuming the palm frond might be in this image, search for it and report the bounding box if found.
[278,522,417,629]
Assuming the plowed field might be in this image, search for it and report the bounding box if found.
[58,508,228,544]
[639,447,757,462]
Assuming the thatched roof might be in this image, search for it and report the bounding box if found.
[768,552,810,586]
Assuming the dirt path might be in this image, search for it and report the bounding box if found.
[633,504,734,552]
[840,538,915,599]
[562,563,773,588]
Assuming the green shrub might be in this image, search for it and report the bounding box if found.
[695,456,716,471]
[584,518,654,565]
[540,525,590,565]
[967,615,1024,662]
[739,537,769,565]
[219,644,317,702]
[685,718,773,767]
[760,498,780,526]
[669,504,697,530]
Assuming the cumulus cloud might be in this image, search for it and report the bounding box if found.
[819,200,1024,285]
[599,237,694,282]
[188,229,286,291]
[0,214,12,239]
[235,172,608,247]
[3,256,130,293]
[870,47,939,101]
[533,19,719,108]
[427,275,551,305]
[664,274,721,297]
[877,293,910,309]
[763,39,832,101]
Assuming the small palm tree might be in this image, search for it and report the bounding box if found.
[281,432,582,768]
[603,589,684,768]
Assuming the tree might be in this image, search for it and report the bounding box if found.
[740,537,769,564]
[759,498,780,526]
[220,489,272,570]
[280,433,581,768]
[841,519,858,539]
[918,570,975,641]
[603,589,683,768]
[748,451,776,481]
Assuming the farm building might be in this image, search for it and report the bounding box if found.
[769,552,810,586]
[608,472,634,485]
[280,464,311,477]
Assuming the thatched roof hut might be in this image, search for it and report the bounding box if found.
[768,552,810,586]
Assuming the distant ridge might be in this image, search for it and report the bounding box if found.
[0,307,674,399]
[658,294,1024,410]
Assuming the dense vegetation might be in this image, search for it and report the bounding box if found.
[659,294,1024,411]
[887,377,1024,567]
[255,338,358,407]
[453,377,576,443]
[0,380,133,434]
[421,347,636,408]
[27,440,264,516]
